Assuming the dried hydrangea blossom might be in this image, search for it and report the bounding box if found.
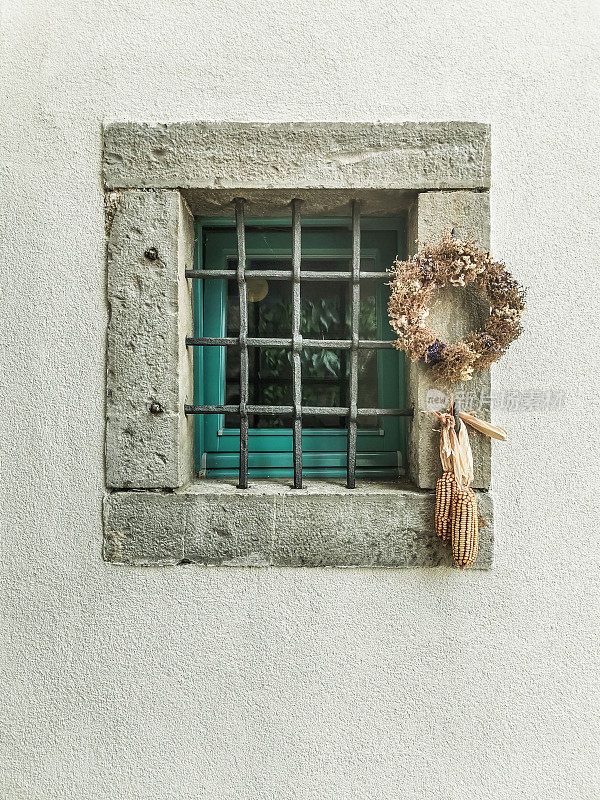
[387,231,525,383]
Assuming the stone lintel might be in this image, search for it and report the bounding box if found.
[103,121,491,191]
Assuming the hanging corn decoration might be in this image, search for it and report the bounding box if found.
[452,486,479,569]
[431,409,479,569]
[450,417,478,568]
[434,471,456,543]
[433,412,459,545]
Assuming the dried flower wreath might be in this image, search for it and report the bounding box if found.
[387,232,526,383]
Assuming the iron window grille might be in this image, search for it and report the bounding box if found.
[184,198,413,490]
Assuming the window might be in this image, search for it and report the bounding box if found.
[188,202,410,485]
[103,121,494,568]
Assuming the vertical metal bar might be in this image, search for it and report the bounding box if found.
[347,201,360,489]
[291,199,303,488]
[235,198,249,488]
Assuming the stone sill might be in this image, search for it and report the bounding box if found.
[103,480,493,569]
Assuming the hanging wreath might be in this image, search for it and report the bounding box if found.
[388,232,526,383]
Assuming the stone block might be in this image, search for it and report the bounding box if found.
[104,481,494,569]
[406,190,492,489]
[106,189,194,488]
[103,121,491,191]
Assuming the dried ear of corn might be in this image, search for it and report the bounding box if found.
[452,486,479,569]
[434,471,456,544]
[430,408,481,568]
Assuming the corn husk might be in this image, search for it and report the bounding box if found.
[435,413,473,488]
[459,411,507,441]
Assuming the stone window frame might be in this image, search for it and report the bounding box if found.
[103,122,494,568]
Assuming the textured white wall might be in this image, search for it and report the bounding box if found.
[1,1,599,797]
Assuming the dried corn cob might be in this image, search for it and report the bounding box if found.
[434,471,456,544]
[452,487,479,569]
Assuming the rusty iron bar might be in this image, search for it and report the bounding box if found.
[185,405,413,417]
[186,336,395,349]
[291,199,303,488]
[235,198,249,489]
[185,269,390,281]
[346,201,360,489]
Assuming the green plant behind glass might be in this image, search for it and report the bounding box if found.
[255,289,377,411]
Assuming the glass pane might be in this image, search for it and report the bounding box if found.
[357,350,379,409]
[300,347,346,428]
[299,258,377,340]
[224,256,380,430]
[300,259,377,428]
[225,259,292,428]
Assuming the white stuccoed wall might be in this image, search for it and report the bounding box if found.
[1,1,598,798]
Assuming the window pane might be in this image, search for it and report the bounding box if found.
[300,258,377,428]
[357,350,379,409]
[224,256,380,430]
[300,347,346,428]
[225,259,292,428]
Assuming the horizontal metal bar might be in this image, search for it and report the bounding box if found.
[186,336,395,350]
[238,375,347,385]
[185,269,390,281]
[185,405,413,417]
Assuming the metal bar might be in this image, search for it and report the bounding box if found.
[243,375,350,386]
[347,201,360,489]
[185,269,390,281]
[185,405,413,416]
[357,408,412,417]
[235,198,249,489]
[291,199,303,488]
[187,336,288,347]
[186,336,395,350]
[187,405,293,415]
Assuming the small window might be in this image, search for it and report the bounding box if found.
[191,207,408,483]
